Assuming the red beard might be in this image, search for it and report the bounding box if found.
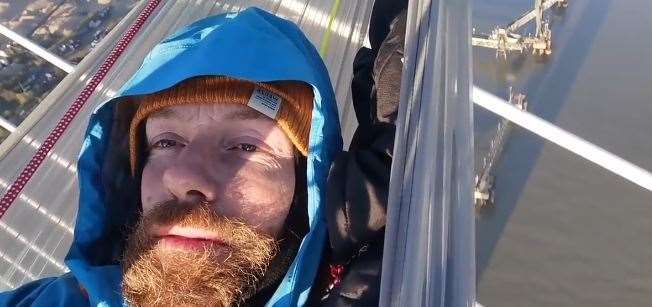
[122,200,277,307]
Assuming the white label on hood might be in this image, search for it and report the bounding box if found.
[248,87,282,119]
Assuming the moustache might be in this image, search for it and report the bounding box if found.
[133,199,275,251]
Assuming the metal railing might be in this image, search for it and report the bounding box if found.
[473,87,652,192]
[0,24,75,73]
[380,0,475,305]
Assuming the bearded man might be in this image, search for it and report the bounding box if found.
[120,77,316,306]
[0,7,340,306]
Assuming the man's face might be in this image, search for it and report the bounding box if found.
[122,103,297,306]
[141,103,296,237]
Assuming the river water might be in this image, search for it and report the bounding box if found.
[473,0,652,306]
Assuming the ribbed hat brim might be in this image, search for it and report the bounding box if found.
[128,76,314,175]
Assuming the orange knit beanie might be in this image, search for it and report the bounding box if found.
[128,76,314,175]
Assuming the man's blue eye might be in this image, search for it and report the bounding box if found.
[153,139,179,149]
[235,143,258,152]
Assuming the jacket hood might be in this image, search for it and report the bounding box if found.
[66,7,342,306]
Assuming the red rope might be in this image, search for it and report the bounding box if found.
[0,0,163,219]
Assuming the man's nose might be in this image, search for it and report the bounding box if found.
[162,151,218,203]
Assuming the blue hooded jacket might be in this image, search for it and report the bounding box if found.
[0,7,342,306]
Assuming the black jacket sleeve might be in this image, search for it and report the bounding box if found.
[320,122,393,306]
[316,2,407,305]
[326,123,394,265]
